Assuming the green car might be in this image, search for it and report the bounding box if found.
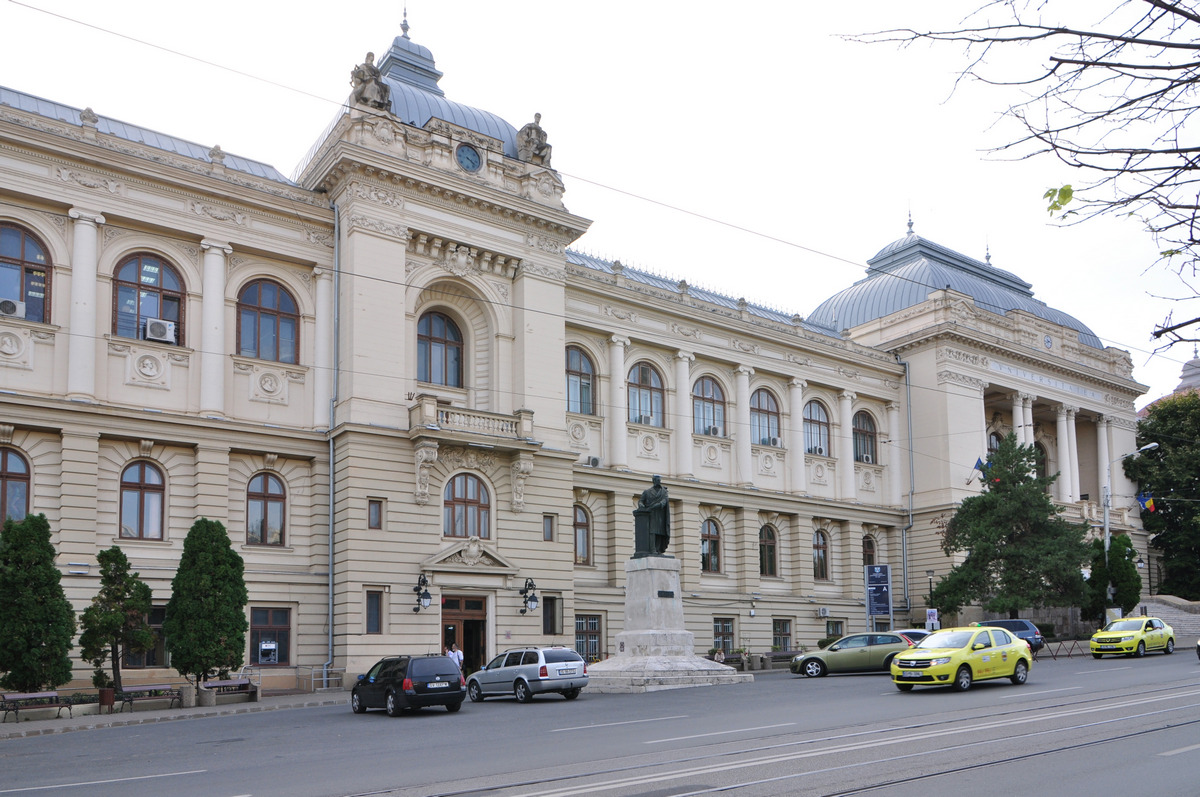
[791,632,915,677]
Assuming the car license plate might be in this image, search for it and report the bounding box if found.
[901,671,922,678]
[559,668,576,676]
[426,682,449,688]
[1099,645,1114,650]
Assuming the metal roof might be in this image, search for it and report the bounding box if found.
[806,231,1104,349]
[0,86,294,185]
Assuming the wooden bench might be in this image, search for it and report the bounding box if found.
[202,678,256,696]
[1,691,76,722]
[116,684,182,712]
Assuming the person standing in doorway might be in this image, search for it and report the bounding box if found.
[449,643,464,670]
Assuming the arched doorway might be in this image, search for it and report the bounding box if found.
[442,595,487,675]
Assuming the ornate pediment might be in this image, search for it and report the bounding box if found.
[422,536,519,575]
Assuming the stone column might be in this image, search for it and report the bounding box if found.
[1022,395,1035,449]
[313,268,333,429]
[607,336,629,469]
[734,365,753,486]
[886,401,903,506]
[1066,406,1080,502]
[67,208,105,401]
[1010,392,1025,445]
[199,239,231,417]
[788,379,807,494]
[674,352,694,477]
[1056,406,1071,502]
[838,391,856,499]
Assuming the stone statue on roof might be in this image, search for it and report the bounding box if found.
[517,113,553,167]
[351,53,391,111]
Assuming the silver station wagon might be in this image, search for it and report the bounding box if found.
[466,646,589,703]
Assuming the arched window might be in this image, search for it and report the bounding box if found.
[813,530,829,581]
[120,462,164,540]
[853,411,877,463]
[692,376,726,435]
[247,473,286,546]
[751,389,780,445]
[566,346,595,415]
[0,223,51,323]
[443,473,490,539]
[759,525,778,577]
[701,519,721,573]
[804,400,830,456]
[113,254,184,344]
[862,535,876,566]
[988,432,1004,455]
[573,504,591,565]
[418,311,463,387]
[0,448,30,521]
[238,280,299,364]
[627,361,664,427]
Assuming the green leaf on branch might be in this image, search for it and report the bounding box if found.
[1044,185,1073,215]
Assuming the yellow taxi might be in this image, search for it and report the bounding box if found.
[1089,616,1175,658]
[890,625,1033,692]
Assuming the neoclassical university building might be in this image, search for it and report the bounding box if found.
[0,26,1149,684]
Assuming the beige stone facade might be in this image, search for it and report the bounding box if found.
[0,32,1150,687]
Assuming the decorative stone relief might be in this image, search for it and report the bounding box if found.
[41,211,67,233]
[701,442,722,469]
[837,367,861,381]
[187,200,247,226]
[635,432,660,461]
[307,230,336,248]
[120,348,171,390]
[0,425,11,444]
[348,215,407,239]
[936,370,986,390]
[604,306,639,323]
[510,456,533,513]
[671,322,702,340]
[859,467,876,492]
[441,536,506,568]
[731,339,759,355]
[525,233,564,254]
[786,353,812,367]
[413,441,440,506]
[810,461,829,486]
[439,445,496,474]
[0,330,30,370]
[57,166,120,194]
[568,421,588,448]
[349,181,404,208]
[758,451,777,476]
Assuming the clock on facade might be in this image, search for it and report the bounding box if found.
[456,144,481,172]
[1044,335,1053,349]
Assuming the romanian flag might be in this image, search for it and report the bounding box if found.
[1137,492,1155,513]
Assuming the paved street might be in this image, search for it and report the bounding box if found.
[2,650,1200,796]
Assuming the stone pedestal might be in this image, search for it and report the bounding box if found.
[587,556,751,693]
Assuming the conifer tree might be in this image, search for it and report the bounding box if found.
[79,546,155,691]
[0,514,77,691]
[163,518,248,683]
[932,434,1090,617]
[1082,533,1143,621]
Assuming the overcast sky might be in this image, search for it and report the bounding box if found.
[2,0,1187,410]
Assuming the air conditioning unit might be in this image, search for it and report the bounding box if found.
[817,607,830,618]
[0,299,25,318]
[636,415,653,425]
[587,456,601,467]
[769,436,781,447]
[862,454,872,464]
[144,318,176,343]
[814,446,825,457]
[707,426,723,437]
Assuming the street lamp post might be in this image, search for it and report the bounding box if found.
[1103,442,1159,609]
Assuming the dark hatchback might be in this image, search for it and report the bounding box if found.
[351,654,466,716]
[985,619,1045,653]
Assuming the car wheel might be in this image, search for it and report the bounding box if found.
[1010,660,1028,685]
[1165,638,1175,655]
[385,692,400,717]
[882,654,896,669]
[351,691,367,714]
[802,659,827,678]
[514,680,534,703]
[468,681,484,702]
[1135,641,1146,658]
[445,701,461,712]
[562,688,580,700]
[1092,653,1103,660]
[896,683,913,692]
[952,665,973,692]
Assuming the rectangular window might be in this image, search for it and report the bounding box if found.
[250,607,290,665]
[825,620,844,638]
[772,618,792,651]
[543,514,555,542]
[124,606,167,668]
[366,591,383,634]
[575,614,601,662]
[542,596,563,635]
[368,499,383,530]
[713,617,734,654]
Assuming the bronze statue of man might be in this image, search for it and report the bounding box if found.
[633,475,670,556]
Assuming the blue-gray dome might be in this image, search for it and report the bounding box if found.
[806,229,1103,349]
[376,32,519,158]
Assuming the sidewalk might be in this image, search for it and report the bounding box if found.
[0,691,350,740]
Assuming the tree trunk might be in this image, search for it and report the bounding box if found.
[110,641,124,692]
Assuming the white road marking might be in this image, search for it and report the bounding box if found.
[1000,687,1082,698]
[1076,667,1132,674]
[550,715,688,732]
[647,723,796,743]
[0,769,206,793]
[1159,742,1200,757]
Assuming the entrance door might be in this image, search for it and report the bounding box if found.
[442,595,487,675]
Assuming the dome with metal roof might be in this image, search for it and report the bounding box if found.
[805,221,1103,349]
[374,20,519,158]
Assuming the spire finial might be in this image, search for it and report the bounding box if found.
[985,243,992,265]
[401,5,410,38]
[906,211,914,235]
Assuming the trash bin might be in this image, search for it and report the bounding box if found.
[749,654,763,671]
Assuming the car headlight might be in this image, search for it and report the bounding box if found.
[1119,635,1135,642]
[930,657,952,666]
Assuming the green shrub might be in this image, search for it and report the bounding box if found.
[816,636,840,649]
